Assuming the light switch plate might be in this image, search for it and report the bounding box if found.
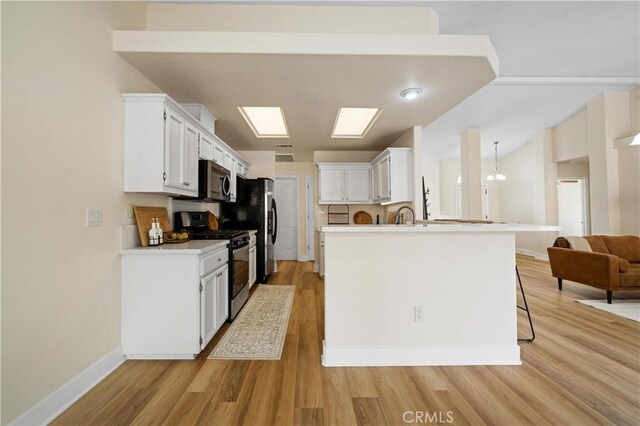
[86,208,103,227]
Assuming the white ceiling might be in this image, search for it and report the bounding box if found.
[422,0,640,168]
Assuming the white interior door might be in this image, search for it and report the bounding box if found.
[558,179,586,236]
[306,176,315,261]
[274,177,298,261]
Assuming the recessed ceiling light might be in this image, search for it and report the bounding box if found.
[332,107,382,139]
[400,88,423,100]
[238,107,289,138]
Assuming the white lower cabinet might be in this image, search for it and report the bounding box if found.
[121,243,229,359]
[200,263,228,350]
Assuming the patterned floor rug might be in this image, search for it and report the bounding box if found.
[576,299,640,322]
[209,285,295,360]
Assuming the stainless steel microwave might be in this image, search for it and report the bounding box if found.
[198,160,231,202]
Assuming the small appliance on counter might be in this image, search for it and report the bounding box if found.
[221,178,277,283]
[175,211,250,321]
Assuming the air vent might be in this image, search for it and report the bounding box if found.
[275,144,293,148]
[276,153,294,162]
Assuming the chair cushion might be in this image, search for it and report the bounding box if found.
[620,264,640,288]
[603,236,640,262]
[584,236,610,254]
[619,258,630,273]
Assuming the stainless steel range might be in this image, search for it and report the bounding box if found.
[175,212,250,321]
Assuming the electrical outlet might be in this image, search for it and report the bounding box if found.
[86,208,103,227]
[127,204,135,219]
[414,306,425,322]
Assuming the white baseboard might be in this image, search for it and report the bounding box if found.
[322,341,521,367]
[313,262,319,273]
[516,248,549,261]
[297,254,308,262]
[10,346,126,426]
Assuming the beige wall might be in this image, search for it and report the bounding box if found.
[275,162,315,258]
[146,3,439,34]
[237,151,276,180]
[0,2,168,422]
[552,109,588,162]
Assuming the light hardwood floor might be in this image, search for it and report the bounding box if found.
[53,256,640,425]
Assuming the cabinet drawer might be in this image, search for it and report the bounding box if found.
[201,249,228,277]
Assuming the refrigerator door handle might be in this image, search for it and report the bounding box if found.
[271,199,278,244]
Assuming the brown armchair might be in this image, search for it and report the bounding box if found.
[547,235,640,303]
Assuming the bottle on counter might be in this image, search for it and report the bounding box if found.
[156,218,164,245]
[148,219,157,246]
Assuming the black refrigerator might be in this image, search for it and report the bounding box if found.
[221,178,277,283]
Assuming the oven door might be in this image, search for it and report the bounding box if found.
[231,243,250,298]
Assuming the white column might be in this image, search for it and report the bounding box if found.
[531,129,558,226]
[587,92,628,235]
[460,129,482,219]
[411,126,424,220]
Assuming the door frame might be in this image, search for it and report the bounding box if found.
[274,175,300,261]
[305,175,315,261]
[557,176,590,236]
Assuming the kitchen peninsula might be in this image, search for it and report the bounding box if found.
[321,223,559,367]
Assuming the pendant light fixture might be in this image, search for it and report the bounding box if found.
[487,141,506,181]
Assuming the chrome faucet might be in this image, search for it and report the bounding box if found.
[394,205,415,224]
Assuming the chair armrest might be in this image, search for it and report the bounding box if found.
[547,247,620,289]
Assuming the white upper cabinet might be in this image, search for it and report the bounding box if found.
[318,164,372,204]
[318,166,345,203]
[344,166,371,203]
[122,94,250,199]
[371,148,412,205]
[199,132,214,161]
[317,148,412,206]
[123,95,198,197]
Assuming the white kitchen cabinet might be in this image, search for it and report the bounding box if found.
[200,263,229,351]
[317,163,372,204]
[121,241,229,359]
[212,142,225,165]
[372,161,381,200]
[199,132,214,161]
[345,166,371,203]
[370,148,412,205]
[123,94,199,197]
[123,93,251,198]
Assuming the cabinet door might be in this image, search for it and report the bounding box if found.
[200,270,217,350]
[213,143,224,165]
[215,264,229,329]
[372,162,381,201]
[184,123,199,191]
[345,168,370,202]
[199,132,213,161]
[379,156,391,199]
[164,107,186,190]
[319,167,344,202]
[223,152,233,173]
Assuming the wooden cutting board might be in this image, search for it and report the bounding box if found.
[133,206,172,247]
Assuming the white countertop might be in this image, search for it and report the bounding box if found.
[120,239,229,255]
[322,223,560,233]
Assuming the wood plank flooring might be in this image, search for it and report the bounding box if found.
[52,256,640,425]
